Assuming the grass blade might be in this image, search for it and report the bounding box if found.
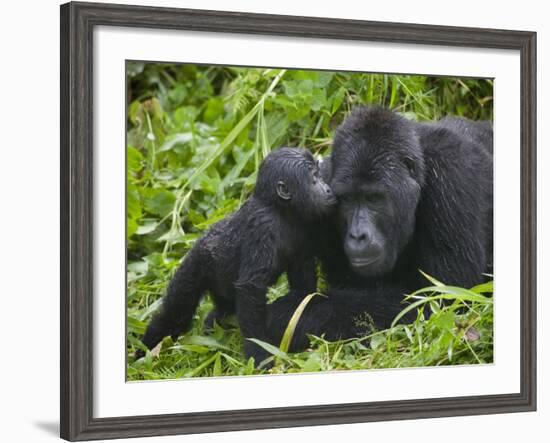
[392,291,492,327]
[419,270,444,287]
[409,285,492,302]
[180,69,285,192]
[280,292,325,353]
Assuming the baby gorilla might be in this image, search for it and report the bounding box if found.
[137,147,336,366]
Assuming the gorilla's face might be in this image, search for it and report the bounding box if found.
[335,185,395,276]
[300,162,338,219]
[328,107,425,277]
[332,176,418,277]
[256,147,337,220]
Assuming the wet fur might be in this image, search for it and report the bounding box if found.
[138,148,334,364]
[268,107,493,351]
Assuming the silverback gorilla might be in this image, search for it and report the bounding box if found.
[137,148,336,365]
[267,106,493,351]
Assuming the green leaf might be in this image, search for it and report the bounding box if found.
[128,316,146,335]
[157,133,193,153]
[311,88,326,111]
[181,70,286,191]
[301,353,322,372]
[128,145,144,171]
[220,148,256,191]
[180,335,230,351]
[136,220,158,235]
[143,189,176,217]
[144,349,153,371]
[127,260,148,275]
[247,338,290,360]
[213,352,222,376]
[298,79,314,95]
[409,285,491,303]
[331,87,346,115]
[370,334,386,351]
[315,72,334,87]
[203,98,224,124]
[127,185,142,238]
[393,289,491,327]
[170,344,210,354]
[432,310,455,331]
[419,270,444,287]
[186,353,218,377]
[470,280,493,294]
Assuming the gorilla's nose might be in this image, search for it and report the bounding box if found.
[345,232,381,267]
[347,222,371,249]
[345,232,370,258]
[348,230,367,243]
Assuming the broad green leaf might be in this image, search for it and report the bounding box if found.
[247,338,290,360]
[143,189,176,217]
[331,87,346,115]
[136,221,158,235]
[370,334,386,351]
[128,145,144,171]
[157,133,193,153]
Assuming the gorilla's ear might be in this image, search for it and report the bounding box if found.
[276,181,292,201]
[403,157,416,176]
[319,156,333,181]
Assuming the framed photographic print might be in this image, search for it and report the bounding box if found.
[60,1,537,441]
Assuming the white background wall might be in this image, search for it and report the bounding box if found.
[0,1,546,442]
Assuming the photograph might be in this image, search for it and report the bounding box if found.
[58,2,537,440]
[126,62,494,380]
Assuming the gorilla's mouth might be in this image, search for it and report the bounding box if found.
[349,256,379,268]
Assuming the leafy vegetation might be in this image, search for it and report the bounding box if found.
[126,62,493,380]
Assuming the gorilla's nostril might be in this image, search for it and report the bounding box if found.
[349,232,367,242]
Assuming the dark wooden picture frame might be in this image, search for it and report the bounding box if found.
[60,1,537,441]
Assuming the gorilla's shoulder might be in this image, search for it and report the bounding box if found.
[436,117,493,155]
[416,118,492,162]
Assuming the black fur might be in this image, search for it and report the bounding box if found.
[268,107,493,351]
[137,147,336,365]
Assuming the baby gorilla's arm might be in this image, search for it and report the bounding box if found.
[233,225,278,367]
[287,256,317,295]
[234,278,271,365]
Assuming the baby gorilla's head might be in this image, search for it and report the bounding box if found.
[255,147,336,220]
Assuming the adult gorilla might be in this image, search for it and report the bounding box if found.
[267,106,493,350]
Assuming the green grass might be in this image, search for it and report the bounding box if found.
[126,62,493,380]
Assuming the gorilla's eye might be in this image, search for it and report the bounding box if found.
[339,195,354,204]
[365,193,385,204]
[311,168,322,181]
[403,157,416,175]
